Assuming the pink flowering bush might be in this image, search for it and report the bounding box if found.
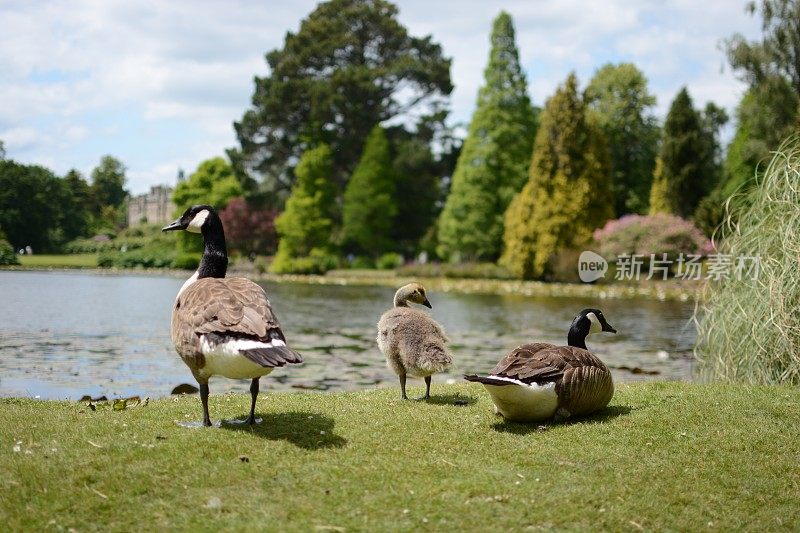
[219,197,278,256]
[593,214,712,264]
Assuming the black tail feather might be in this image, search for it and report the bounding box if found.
[464,374,517,386]
[242,345,304,368]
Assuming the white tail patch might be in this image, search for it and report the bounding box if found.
[197,335,281,380]
[482,378,558,422]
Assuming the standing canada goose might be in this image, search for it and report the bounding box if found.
[377,283,452,400]
[464,309,616,422]
[162,205,302,426]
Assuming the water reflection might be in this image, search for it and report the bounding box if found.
[0,271,696,399]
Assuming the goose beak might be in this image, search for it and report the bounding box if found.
[422,299,432,309]
[602,322,617,334]
[162,218,186,232]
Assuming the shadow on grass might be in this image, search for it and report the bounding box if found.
[221,411,347,450]
[491,405,632,435]
[424,392,478,406]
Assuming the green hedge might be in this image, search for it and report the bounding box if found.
[0,240,19,265]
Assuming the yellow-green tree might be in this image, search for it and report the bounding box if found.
[271,145,337,273]
[501,73,613,279]
[172,156,243,254]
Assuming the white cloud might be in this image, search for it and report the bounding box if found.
[0,0,763,194]
[1,126,45,151]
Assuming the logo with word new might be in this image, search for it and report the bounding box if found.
[578,251,608,283]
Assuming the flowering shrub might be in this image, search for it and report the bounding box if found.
[219,197,278,256]
[593,214,712,263]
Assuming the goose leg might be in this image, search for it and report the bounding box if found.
[553,407,571,423]
[246,378,259,425]
[399,372,408,400]
[199,382,212,427]
[423,376,432,400]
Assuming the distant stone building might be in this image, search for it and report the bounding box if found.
[127,185,174,226]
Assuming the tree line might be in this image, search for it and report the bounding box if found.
[230,0,797,278]
[2,0,797,280]
[0,154,127,252]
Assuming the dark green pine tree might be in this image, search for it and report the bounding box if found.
[722,76,799,197]
[437,11,536,262]
[649,88,717,218]
[62,169,93,241]
[390,135,441,254]
[502,73,613,280]
[232,0,452,204]
[342,126,397,256]
[585,63,660,214]
[272,144,337,272]
[90,155,127,209]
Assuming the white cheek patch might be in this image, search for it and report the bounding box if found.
[587,312,602,333]
[187,210,209,233]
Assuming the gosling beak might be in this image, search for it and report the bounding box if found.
[602,322,617,334]
[161,218,186,232]
[422,298,432,309]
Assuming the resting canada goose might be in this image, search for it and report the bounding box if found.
[464,309,616,422]
[377,283,452,400]
[162,204,302,426]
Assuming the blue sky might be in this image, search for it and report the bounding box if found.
[0,0,760,195]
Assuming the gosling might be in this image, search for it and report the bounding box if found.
[377,283,452,400]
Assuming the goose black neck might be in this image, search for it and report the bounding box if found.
[567,323,588,350]
[197,213,227,279]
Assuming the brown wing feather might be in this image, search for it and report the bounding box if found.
[479,341,614,418]
[171,277,287,373]
[490,342,562,384]
[558,364,614,416]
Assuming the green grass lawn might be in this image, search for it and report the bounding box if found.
[1,382,798,531]
[16,253,98,268]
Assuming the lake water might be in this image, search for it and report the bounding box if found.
[0,271,697,399]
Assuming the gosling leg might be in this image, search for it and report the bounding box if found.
[199,382,212,427]
[246,378,259,425]
[399,373,408,400]
[423,376,432,400]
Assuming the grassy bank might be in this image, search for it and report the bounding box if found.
[2,382,797,531]
[17,253,98,268]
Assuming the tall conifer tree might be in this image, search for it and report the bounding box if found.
[502,73,613,279]
[648,88,716,217]
[437,11,536,261]
[342,126,397,255]
[585,63,659,214]
[272,144,337,272]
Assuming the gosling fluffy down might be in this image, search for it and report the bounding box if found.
[377,283,452,399]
